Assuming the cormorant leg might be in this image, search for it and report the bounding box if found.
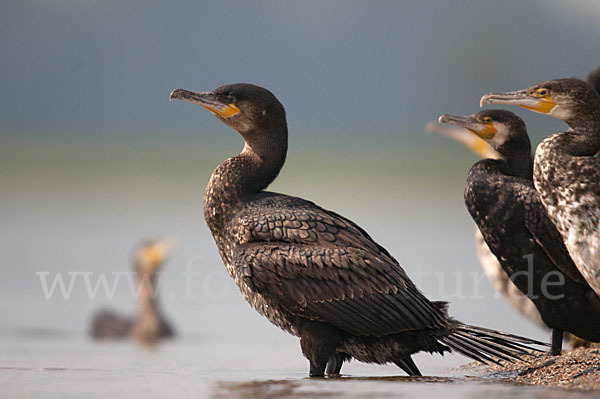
[550,328,563,356]
[326,353,346,375]
[309,360,327,378]
[298,320,340,378]
[394,356,422,376]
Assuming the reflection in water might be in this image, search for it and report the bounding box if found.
[213,373,600,399]
[214,376,458,399]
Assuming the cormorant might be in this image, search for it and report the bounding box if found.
[90,239,176,345]
[426,122,545,329]
[170,83,544,377]
[439,110,600,355]
[480,79,600,299]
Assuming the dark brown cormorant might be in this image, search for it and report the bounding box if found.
[480,79,600,299]
[426,122,545,329]
[91,239,176,345]
[429,117,600,350]
[170,83,544,377]
[439,110,600,355]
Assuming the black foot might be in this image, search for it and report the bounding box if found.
[309,361,326,378]
[549,328,563,356]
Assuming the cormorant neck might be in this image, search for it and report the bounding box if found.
[204,124,288,233]
[239,126,288,194]
[544,98,600,157]
[552,131,600,157]
[137,272,157,314]
[495,138,533,179]
[565,99,600,134]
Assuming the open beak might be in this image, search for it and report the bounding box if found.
[480,90,556,114]
[170,89,240,118]
[439,114,497,140]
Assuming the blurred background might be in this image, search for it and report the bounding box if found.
[2,0,600,395]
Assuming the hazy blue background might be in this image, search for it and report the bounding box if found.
[3,0,600,147]
[2,1,600,393]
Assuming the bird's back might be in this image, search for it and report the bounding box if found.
[90,310,132,339]
[216,190,451,337]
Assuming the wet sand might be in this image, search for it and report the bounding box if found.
[463,347,600,391]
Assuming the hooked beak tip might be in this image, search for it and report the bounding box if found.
[479,95,490,108]
[169,89,182,102]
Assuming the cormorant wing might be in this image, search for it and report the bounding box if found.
[231,193,448,337]
[519,186,586,283]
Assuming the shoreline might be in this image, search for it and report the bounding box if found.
[460,347,600,391]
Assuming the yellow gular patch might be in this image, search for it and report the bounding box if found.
[217,103,241,118]
[521,97,556,114]
[470,124,497,140]
[198,103,241,118]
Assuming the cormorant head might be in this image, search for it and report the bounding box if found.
[480,78,600,125]
[134,238,178,274]
[438,110,529,156]
[170,83,287,140]
[586,67,600,95]
[426,121,500,159]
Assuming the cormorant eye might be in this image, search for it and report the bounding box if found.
[481,116,493,124]
[226,95,237,104]
[535,88,549,97]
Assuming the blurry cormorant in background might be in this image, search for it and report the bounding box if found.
[90,239,176,345]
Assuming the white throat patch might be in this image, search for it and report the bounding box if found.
[489,122,511,147]
[548,105,572,120]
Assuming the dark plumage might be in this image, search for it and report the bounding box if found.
[171,83,544,377]
[439,110,600,355]
[427,122,545,329]
[586,67,600,95]
[90,239,175,345]
[431,69,600,349]
[481,78,600,300]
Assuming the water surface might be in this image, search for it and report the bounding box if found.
[2,334,596,398]
[1,150,584,398]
